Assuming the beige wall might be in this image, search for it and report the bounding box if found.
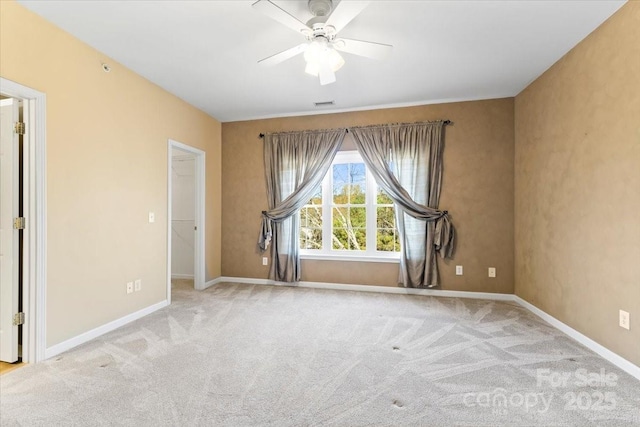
[515,2,640,365]
[222,99,515,293]
[0,1,222,347]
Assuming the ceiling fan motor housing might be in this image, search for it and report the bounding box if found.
[308,0,333,17]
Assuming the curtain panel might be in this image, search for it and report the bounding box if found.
[258,129,345,282]
[349,121,455,288]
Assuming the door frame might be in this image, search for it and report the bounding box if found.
[167,139,205,303]
[0,77,47,363]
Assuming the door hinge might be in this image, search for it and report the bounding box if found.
[13,312,25,326]
[13,217,26,230]
[14,121,25,135]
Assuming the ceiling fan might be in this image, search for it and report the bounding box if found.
[253,0,393,85]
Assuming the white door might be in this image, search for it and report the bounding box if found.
[0,98,20,363]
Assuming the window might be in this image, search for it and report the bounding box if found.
[300,151,400,261]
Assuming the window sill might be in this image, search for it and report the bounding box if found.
[300,253,400,263]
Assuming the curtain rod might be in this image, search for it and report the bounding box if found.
[258,120,451,138]
[258,129,348,139]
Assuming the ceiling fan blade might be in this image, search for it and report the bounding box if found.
[252,0,311,34]
[258,43,308,66]
[325,1,370,33]
[333,38,392,60]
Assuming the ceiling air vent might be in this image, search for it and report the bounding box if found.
[314,100,335,107]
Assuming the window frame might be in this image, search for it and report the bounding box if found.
[299,150,400,263]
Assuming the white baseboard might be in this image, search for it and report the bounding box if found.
[211,276,514,300]
[210,276,640,380]
[513,296,640,380]
[44,300,169,360]
[171,274,194,280]
[203,276,227,289]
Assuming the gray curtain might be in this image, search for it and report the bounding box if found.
[349,121,454,288]
[258,129,345,282]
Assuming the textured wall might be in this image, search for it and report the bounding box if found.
[515,2,640,365]
[0,1,222,347]
[222,98,515,293]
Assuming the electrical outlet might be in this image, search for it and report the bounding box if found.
[262,257,268,266]
[126,282,134,294]
[619,310,630,330]
[488,267,496,278]
[455,265,463,276]
[134,279,142,292]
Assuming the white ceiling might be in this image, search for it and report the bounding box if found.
[19,0,625,122]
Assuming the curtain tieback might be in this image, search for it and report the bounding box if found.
[258,211,273,252]
[434,210,455,259]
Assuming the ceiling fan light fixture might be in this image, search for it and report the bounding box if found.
[304,61,319,76]
[326,48,345,71]
[303,37,328,63]
[303,37,345,77]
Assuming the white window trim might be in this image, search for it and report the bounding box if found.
[300,151,400,262]
[300,253,400,263]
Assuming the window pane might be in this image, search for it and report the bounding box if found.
[377,187,393,204]
[350,207,366,228]
[300,205,323,249]
[332,228,366,251]
[332,207,348,228]
[331,207,366,236]
[332,207,366,251]
[377,228,400,252]
[301,226,322,249]
[307,206,322,225]
[309,187,322,205]
[332,228,348,250]
[333,163,349,204]
[333,162,366,204]
[376,207,395,228]
[332,207,348,250]
[353,229,366,250]
[350,163,366,204]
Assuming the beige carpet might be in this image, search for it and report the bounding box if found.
[1,281,639,426]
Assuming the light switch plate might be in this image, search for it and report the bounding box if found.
[488,267,496,278]
[126,282,134,294]
[134,279,142,292]
[148,212,155,223]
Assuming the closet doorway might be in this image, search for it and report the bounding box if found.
[167,140,205,303]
